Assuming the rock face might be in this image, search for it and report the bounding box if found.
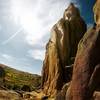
[93,0,100,25]
[41,3,87,97]
[66,1,100,100]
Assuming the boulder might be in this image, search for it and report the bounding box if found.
[55,82,70,100]
[93,91,100,100]
[66,26,100,100]
[0,90,22,100]
[66,1,100,100]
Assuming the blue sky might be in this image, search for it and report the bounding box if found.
[0,0,95,75]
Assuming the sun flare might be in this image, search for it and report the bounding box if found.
[10,0,45,45]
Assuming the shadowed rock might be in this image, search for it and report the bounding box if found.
[66,1,100,99]
[66,26,100,100]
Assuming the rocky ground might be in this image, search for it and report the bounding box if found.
[0,89,55,100]
[0,64,42,100]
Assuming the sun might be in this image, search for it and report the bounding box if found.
[10,0,43,45]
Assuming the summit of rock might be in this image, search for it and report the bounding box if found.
[63,3,80,20]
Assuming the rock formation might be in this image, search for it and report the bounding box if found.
[66,0,100,100]
[93,0,100,26]
[41,3,87,97]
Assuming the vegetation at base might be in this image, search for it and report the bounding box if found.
[0,64,41,92]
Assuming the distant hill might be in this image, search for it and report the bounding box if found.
[0,64,41,91]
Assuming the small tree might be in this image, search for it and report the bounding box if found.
[21,85,31,92]
[13,84,20,90]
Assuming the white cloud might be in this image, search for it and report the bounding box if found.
[9,0,72,62]
[0,24,2,31]
[87,23,93,28]
[28,49,45,61]
[2,54,13,61]
[10,0,74,47]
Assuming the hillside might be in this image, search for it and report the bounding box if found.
[0,64,41,91]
